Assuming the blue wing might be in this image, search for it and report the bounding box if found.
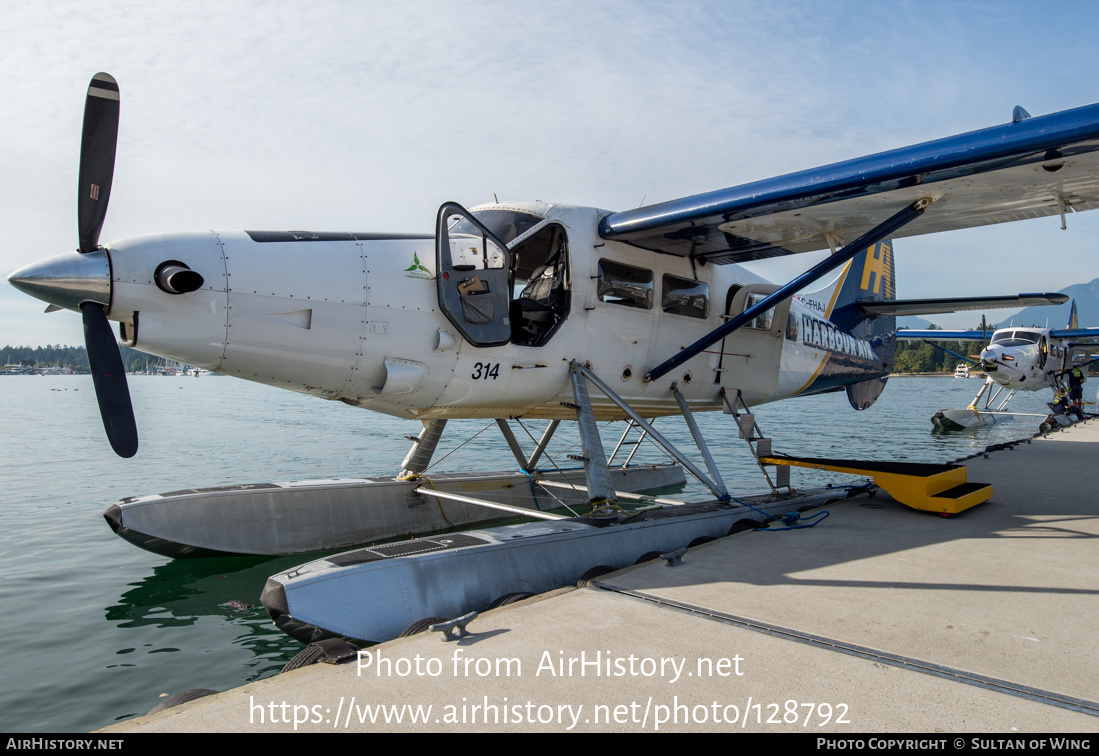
[897,330,992,341]
[901,327,1099,342]
[1049,327,1099,340]
[599,104,1099,264]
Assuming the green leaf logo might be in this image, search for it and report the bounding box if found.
[404,252,431,275]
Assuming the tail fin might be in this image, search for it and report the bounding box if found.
[829,240,895,321]
[1068,298,1078,329]
[828,240,896,409]
[822,240,897,347]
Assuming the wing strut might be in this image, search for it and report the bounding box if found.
[644,198,931,383]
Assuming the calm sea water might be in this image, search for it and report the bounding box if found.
[0,374,1066,732]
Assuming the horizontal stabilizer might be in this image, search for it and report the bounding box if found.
[861,292,1068,317]
[599,103,1099,264]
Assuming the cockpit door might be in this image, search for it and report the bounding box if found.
[435,202,512,347]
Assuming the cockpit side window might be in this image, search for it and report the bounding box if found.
[436,203,514,347]
[445,215,507,270]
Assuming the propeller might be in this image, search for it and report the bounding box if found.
[82,301,138,457]
[76,73,138,456]
[78,73,119,254]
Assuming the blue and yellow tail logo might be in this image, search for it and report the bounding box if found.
[858,241,895,299]
[829,240,895,336]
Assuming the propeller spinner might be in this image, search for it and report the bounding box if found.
[8,72,138,457]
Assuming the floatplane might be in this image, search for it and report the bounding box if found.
[899,302,1099,430]
[9,74,1099,643]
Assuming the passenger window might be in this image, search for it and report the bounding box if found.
[785,311,799,341]
[661,275,708,318]
[597,260,653,309]
[745,292,775,330]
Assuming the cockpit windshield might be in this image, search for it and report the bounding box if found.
[990,330,1041,347]
[470,209,545,245]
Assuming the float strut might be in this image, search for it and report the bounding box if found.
[495,419,530,471]
[569,364,618,505]
[400,419,447,475]
[415,487,567,521]
[671,382,728,497]
[572,361,727,499]
[525,420,560,470]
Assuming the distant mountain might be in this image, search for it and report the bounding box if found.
[897,316,935,329]
[994,278,1099,329]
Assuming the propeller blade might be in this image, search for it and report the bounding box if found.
[77,73,119,254]
[81,302,138,457]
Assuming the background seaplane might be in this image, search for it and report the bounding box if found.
[9,74,1099,560]
[899,302,1099,429]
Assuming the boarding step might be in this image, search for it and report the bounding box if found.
[929,482,995,512]
[757,455,993,515]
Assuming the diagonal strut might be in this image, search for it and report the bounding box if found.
[644,198,932,382]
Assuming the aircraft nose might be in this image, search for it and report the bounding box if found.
[8,249,111,313]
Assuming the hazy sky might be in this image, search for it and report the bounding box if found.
[4,0,1098,347]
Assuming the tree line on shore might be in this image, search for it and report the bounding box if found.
[893,328,977,374]
[1,344,154,373]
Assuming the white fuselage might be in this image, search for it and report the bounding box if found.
[89,202,882,420]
